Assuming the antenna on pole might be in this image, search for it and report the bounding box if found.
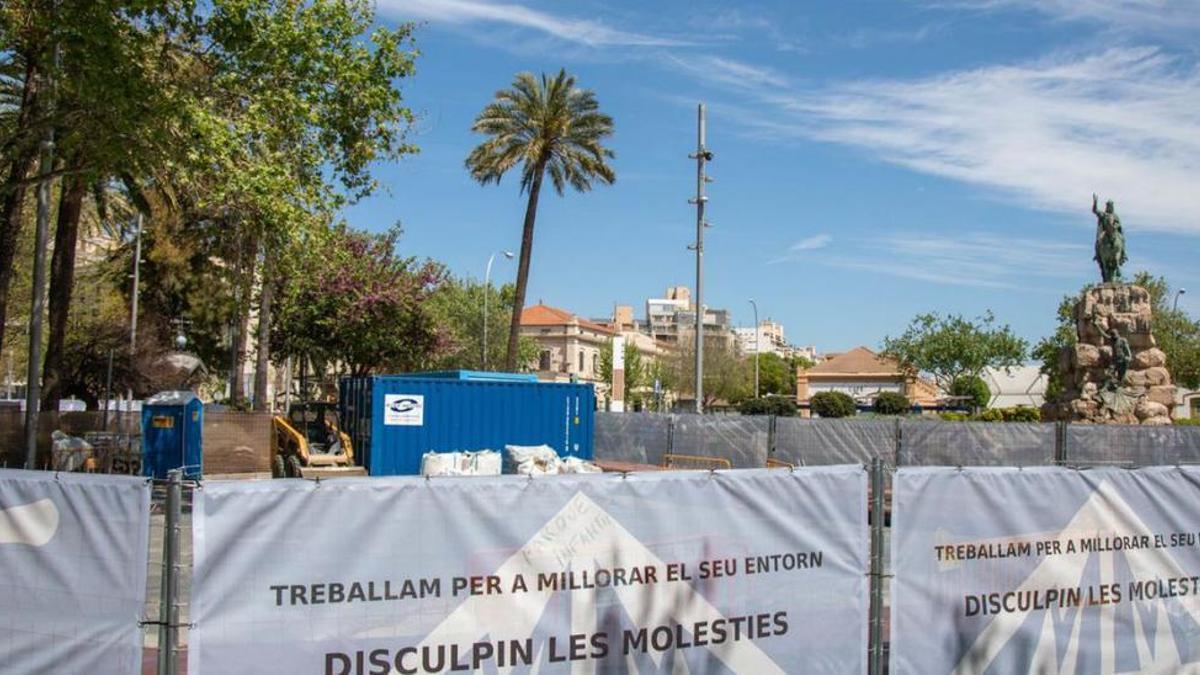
[687,104,712,414]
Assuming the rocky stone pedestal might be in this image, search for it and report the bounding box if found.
[1045,283,1175,425]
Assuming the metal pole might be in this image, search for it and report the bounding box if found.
[23,42,61,471]
[749,299,759,398]
[1174,288,1186,312]
[483,252,495,370]
[158,469,182,675]
[101,350,113,431]
[689,103,709,414]
[869,457,886,675]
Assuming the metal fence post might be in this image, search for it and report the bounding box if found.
[893,418,903,468]
[768,415,777,457]
[868,458,886,675]
[158,469,182,675]
[1056,420,1068,465]
[667,415,675,456]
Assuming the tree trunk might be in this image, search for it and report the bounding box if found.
[229,232,258,407]
[0,58,42,356]
[40,168,86,410]
[504,161,546,372]
[252,247,273,412]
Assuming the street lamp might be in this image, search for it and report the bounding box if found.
[1174,288,1187,312]
[749,299,759,399]
[482,250,514,370]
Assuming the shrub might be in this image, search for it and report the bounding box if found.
[810,391,857,418]
[1175,417,1200,426]
[1003,406,1041,422]
[975,408,1005,422]
[738,396,798,417]
[951,375,991,410]
[872,391,910,416]
[938,411,970,422]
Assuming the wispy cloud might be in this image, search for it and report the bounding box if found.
[768,233,833,263]
[390,0,693,47]
[933,0,1200,31]
[774,232,1091,289]
[663,55,789,90]
[715,47,1200,235]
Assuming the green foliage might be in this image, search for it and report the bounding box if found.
[425,275,537,371]
[1033,293,1078,403]
[810,391,857,418]
[755,352,795,397]
[666,338,751,408]
[938,412,971,421]
[738,396,798,417]
[950,375,992,410]
[882,311,1027,391]
[270,224,445,376]
[872,391,910,415]
[1175,417,1200,426]
[972,406,1041,422]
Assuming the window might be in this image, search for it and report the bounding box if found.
[578,351,584,372]
[539,351,551,371]
[592,353,599,374]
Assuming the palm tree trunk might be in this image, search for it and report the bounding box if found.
[0,58,42,357]
[252,246,273,412]
[504,161,546,371]
[40,167,87,410]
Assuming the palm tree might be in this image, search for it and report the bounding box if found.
[466,69,615,371]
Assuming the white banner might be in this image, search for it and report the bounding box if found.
[191,466,868,674]
[891,466,1200,674]
[0,469,151,674]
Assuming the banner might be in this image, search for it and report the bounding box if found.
[891,466,1200,674]
[0,469,151,674]
[191,466,868,674]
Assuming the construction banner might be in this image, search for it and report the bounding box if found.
[0,469,151,674]
[190,466,868,674]
[890,466,1200,674]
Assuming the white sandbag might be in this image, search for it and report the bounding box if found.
[51,430,93,472]
[421,451,464,477]
[505,444,561,476]
[466,450,502,476]
[560,456,602,474]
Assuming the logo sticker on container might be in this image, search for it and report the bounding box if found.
[384,394,424,426]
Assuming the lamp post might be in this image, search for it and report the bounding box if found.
[1174,288,1187,312]
[482,250,514,370]
[749,299,759,399]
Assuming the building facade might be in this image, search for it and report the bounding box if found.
[796,346,939,413]
[645,286,734,352]
[520,304,615,394]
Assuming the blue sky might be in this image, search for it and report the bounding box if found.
[347,0,1199,354]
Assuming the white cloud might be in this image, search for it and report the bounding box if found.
[663,55,789,90]
[936,0,1200,31]
[720,47,1200,235]
[389,0,692,47]
[768,233,832,263]
[814,233,1092,289]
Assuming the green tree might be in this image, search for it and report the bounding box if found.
[270,224,446,378]
[738,396,798,417]
[872,391,910,415]
[667,339,751,409]
[810,391,856,418]
[755,352,795,397]
[425,275,537,371]
[950,375,992,411]
[882,311,1027,392]
[465,70,615,371]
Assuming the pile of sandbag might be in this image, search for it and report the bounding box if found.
[505,445,602,476]
[51,430,94,472]
[420,450,502,477]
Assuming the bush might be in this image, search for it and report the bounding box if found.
[970,406,1042,422]
[1175,417,1200,426]
[810,391,857,418]
[738,396,798,417]
[974,408,1005,422]
[938,412,970,422]
[951,375,991,410]
[872,391,910,416]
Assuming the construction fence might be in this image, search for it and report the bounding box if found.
[593,411,1200,468]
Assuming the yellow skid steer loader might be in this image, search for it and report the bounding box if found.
[271,403,367,478]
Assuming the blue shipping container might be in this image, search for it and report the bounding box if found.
[141,390,203,479]
[340,373,595,476]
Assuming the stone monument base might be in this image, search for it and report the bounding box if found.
[1043,283,1175,425]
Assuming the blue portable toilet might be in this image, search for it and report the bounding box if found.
[141,391,203,479]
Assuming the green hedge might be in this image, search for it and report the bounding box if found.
[739,396,798,417]
[872,391,910,416]
[810,391,857,418]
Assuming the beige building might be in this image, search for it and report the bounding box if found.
[520,304,615,393]
[796,346,939,414]
[646,286,734,352]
